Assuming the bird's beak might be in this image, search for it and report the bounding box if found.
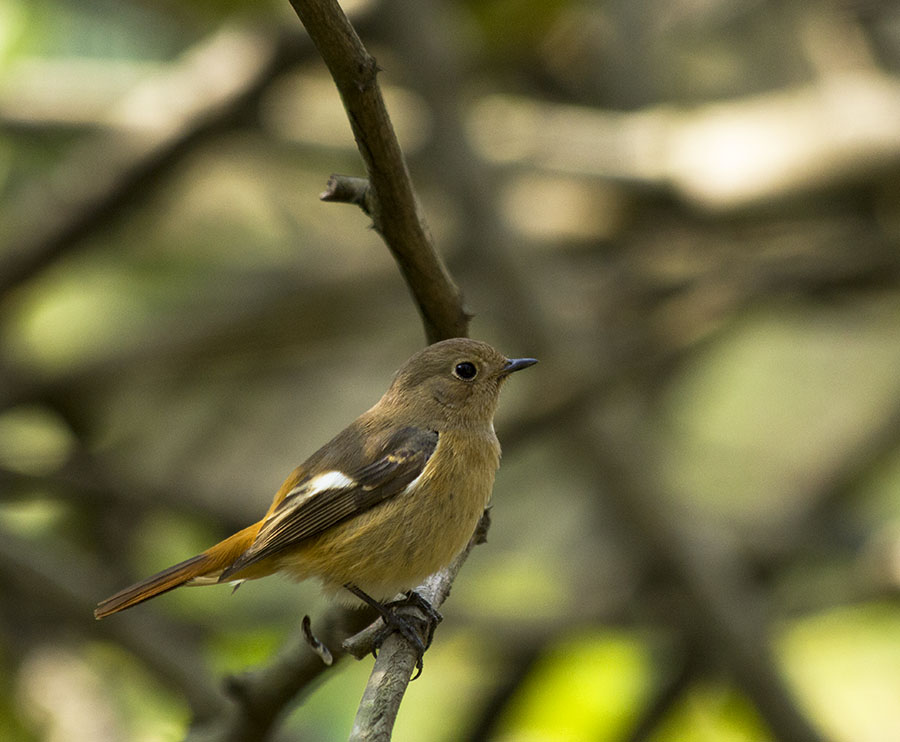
[502,357,538,375]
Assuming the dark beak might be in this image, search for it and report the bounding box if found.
[502,357,538,375]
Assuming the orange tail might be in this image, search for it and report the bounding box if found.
[94,523,263,619]
[94,554,214,618]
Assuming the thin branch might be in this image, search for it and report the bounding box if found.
[0,452,248,529]
[344,512,490,742]
[277,2,480,736]
[288,0,470,343]
[374,0,550,356]
[320,173,373,214]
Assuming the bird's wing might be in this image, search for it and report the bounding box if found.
[219,426,438,580]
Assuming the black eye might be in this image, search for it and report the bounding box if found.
[454,361,477,380]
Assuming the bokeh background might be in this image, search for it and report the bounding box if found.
[2,0,900,740]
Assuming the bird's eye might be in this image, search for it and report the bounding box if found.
[454,361,477,380]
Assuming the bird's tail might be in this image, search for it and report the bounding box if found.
[94,523,263,619]
[93,554,214,618]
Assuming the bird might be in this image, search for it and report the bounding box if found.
[94,338,536,659]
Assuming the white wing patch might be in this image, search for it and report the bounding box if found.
[276,470,356,511]
[264,470,357,533]
[307,470,356,492]
[283,470,355,501]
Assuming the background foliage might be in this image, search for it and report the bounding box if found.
[2,0,900,740]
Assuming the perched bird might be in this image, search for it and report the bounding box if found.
[95,339,536,654]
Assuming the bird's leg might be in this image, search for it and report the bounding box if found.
[344,584,443,678]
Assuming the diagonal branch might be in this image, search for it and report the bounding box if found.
[288,0,470,344]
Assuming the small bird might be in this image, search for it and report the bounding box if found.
[95,339,536,654]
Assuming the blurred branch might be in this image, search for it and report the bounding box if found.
[468,72,900,211]
[0,24,312,298]
[758,389,900,600]
[0,529,225,720]
[0,451,247,529]
[463,638,548,742]
[0,268,400,414]
[586,418,826,742]
[624,652,699,742]
[288,0,469,344]
[184,606,374,742]
[808,390,900,519]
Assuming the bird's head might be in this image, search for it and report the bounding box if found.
[383,338,537,429]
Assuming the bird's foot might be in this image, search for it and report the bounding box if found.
[380,590,443,651]
[345,586,442,679]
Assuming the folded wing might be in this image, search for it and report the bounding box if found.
[219,426,438,580]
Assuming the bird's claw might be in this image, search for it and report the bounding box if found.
[369,591,442,679]
[345,585,441,679]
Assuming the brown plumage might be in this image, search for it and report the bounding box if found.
[95,338,536,619]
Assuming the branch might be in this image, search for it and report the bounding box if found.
[343,512,490,741]
[374,0,549,354]
[278,4,480,733]
[288,0,469,343]
[320,174,374,214]
[463,638,547,742]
